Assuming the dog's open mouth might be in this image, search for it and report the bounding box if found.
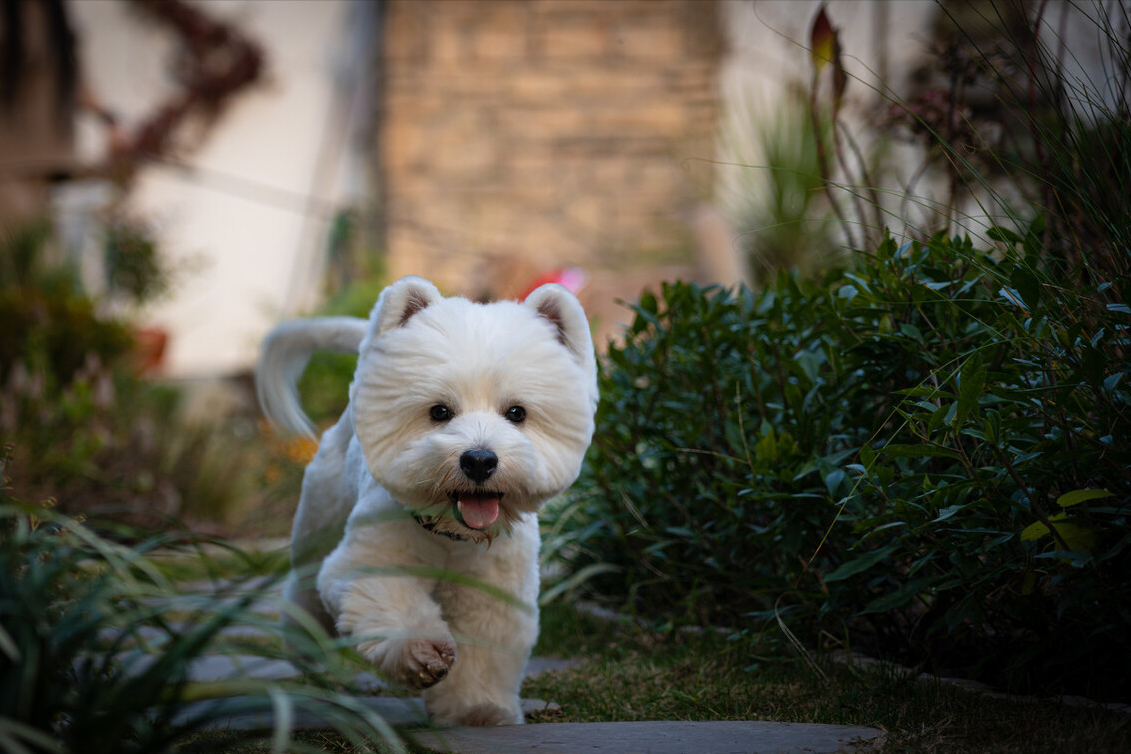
[448,491,502,530]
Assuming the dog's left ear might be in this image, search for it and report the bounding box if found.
[357,276,444,357]
[524,284,597,371]
[370,276,443,337]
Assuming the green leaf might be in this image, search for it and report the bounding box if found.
[927,402,951,432]
[539,563,622,605]
[1056,523,1097,553]
[933,504,965,522]
[1010,266,1042,311]
[987,226,1022,244]
[1020,519,1051,542]
[824,545,896,583]
[1056,489,1113,508]
[998,286,1026,309]
[880,443,964,461]
[824,468,846,494]
[1021,513,1097,553]
[954,353,986,429]
[859,575,938,616]
[1081,345,1106,384]
[0,624,19,662]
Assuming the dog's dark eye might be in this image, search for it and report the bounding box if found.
[430,405,453,422]
[504,405,526,424]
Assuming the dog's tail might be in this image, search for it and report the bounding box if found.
[256,317,368,439]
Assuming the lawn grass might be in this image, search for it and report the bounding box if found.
[142,544,1130,753]
[172,592,1130,753]
[519,602,1131,754]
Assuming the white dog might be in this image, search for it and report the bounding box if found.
[256,276,598,727]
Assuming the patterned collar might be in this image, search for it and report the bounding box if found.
[412,513,471,542]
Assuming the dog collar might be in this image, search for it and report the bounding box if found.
[412,514,471,542]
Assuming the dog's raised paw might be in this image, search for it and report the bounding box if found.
[410,638,457,688]
[357,634,457,689]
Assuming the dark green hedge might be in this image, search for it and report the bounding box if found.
[548,229,1130,700]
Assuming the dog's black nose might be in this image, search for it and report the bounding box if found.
[460,449,498,484]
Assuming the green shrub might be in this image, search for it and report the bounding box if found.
[103,218,171,305]
[547,228,1130,700]
[294,273,388,430]
[547,1,1131,702]
[0,220,274,527]
[0,286,132,387]
[0,451,401,753]
[0,339,264,526]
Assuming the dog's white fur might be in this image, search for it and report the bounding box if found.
[256,276,598,727]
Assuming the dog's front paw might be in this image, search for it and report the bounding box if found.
[403,637,457,688]
[359,635,457,690]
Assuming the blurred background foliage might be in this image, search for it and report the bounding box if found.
[2,8,1130,752]
[0,215,307,534]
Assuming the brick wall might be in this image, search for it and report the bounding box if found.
[379,0,723,324]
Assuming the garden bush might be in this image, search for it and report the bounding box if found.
[0,220,277,528]
[546,1,1131,702]
[546,227,1130,701]
[0,449,401,753]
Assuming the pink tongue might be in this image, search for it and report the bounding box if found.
[457,496,500,529]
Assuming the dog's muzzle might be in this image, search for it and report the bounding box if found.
[453,449,501,529]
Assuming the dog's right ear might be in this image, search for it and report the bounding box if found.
[368,276,443,339]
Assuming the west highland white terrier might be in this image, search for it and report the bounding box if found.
[256,276,598,727]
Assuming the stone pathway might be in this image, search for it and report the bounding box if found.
[410,721,884,754]
[125,573,885,752]
[175,695,563,732]
[175,672,882,754]
[164,646,884,752]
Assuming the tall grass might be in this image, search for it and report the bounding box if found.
[0,448,402,753]
[823,0,1131,279]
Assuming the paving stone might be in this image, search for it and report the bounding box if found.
[111,650,299,684]
[185,654,388,689]
[143,645,886,753]
[409,720,885,754]
[175,695,427,730]
[128,652,570,688]
[184,654,301,683]
[103,650,387,692]
[120,650,564,729]
[174,696,559,731]
[98,623,274,645]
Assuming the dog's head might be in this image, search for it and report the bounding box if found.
[349,276,598,543]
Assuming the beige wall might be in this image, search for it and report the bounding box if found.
[67,0,364,378]
[379,0,724,321]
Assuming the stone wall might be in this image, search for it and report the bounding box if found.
[379,0,723,321]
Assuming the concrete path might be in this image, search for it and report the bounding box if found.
[157,643,885,752]
[410,721,885,754]
[159,652,571,730]
[126,574,886,751]
[174,695,561,731]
